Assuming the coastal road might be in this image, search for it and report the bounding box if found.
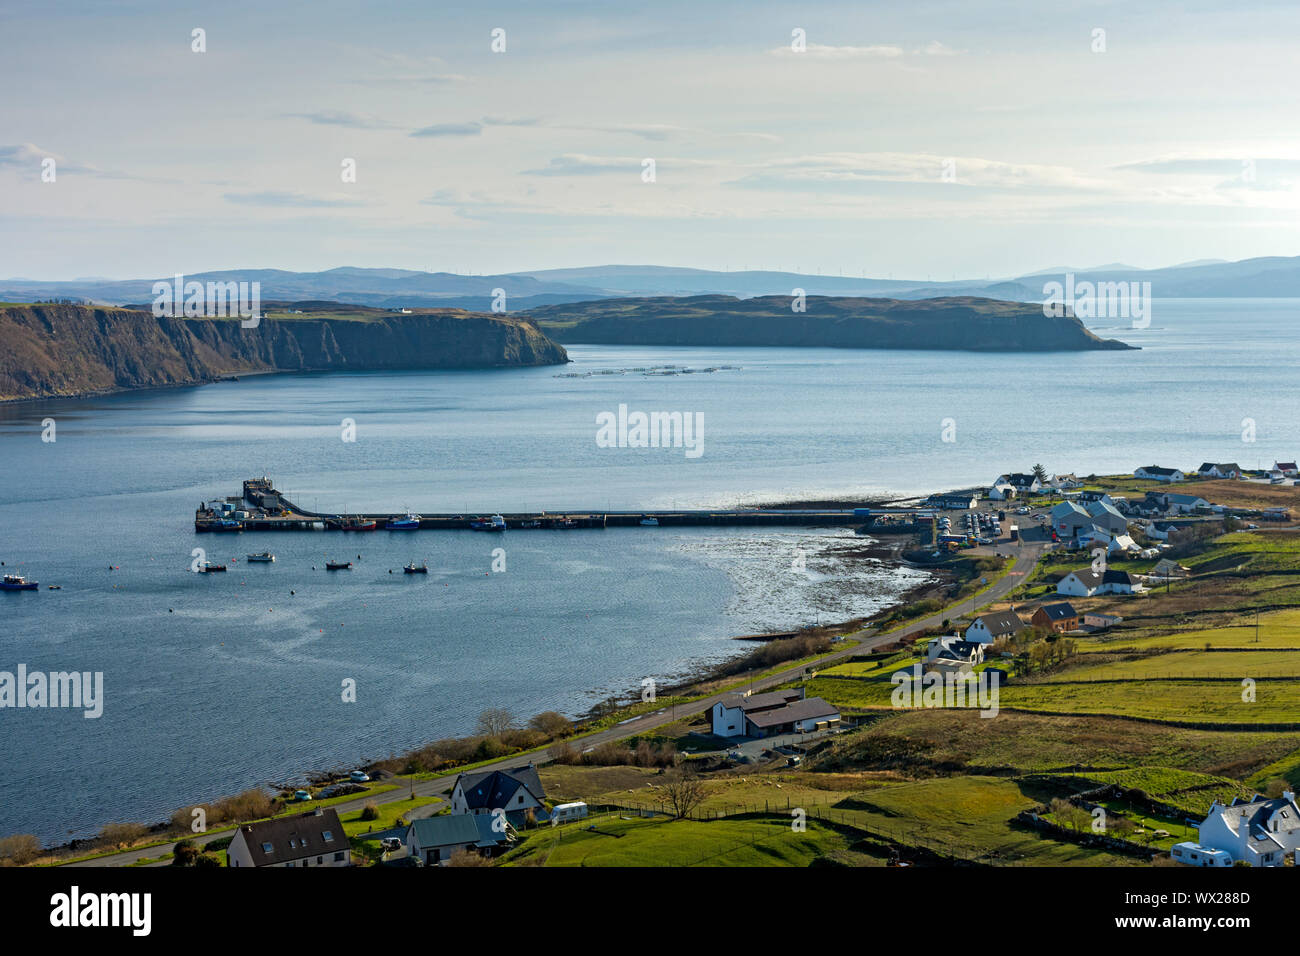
[66,537,1047,868]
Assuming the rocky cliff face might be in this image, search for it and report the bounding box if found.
[528,294,1136,351]
[0,304,568,402]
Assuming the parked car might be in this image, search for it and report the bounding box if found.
[292,790,312,802]
[349,770,370,783]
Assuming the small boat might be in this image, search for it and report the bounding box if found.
[201,563,227,573]
[47,585,61,590]
[246,552,275,563]
[1,574,38,591]
[639,516,660,527]
[470,514,507,532]
[388,513,422,530]
[342,517,377,531]
[325,561,352,570]
[403,562,429,574]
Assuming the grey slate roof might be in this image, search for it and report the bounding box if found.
[234,808,346,866]
[455,765,547,811]
[745,696,840,729]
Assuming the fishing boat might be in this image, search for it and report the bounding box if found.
[342,517,377,531]
[470,514,507,532]
[246,552,275,563]
[1,574,38,591]
[387,513,422,530]
[403,562,429,574]
[639,516,660,527]
[201,563,227,573]
[198,517,243,532]
[325,560,352,570]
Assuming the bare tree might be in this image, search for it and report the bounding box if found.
[0,834,42,865]
[662,766,707,819]
[476,708,516,737]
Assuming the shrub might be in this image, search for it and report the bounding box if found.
[359,802,380,822]
[0,834,42,866]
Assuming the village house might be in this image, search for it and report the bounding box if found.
[996,473,1042,495]
[1076,490,1115,505]
[1050,474,1083,490]
[1056,568,1144,597]
[448,765,547,825]
[923,635,986,673]
[1194,792,1300,867]
[988,481,1017,501]
[227,808,350,868]
[1274,461,1299,477]
[1134,465,1185,482]
[1084,499,1129,535]
[1076,526,1139,555]
[404,813,513,866]
[965,610,1026,644]
[1196,462,1242,479]
[1031,602,1079,633]
[710,688,840,739]
[1152,492,1212,514]
[1148,557,1190,581]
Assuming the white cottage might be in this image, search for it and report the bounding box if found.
[1196,793,1300,867]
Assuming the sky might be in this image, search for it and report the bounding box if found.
[4,0,1300,280]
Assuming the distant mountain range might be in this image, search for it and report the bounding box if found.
[4,255,1300,312]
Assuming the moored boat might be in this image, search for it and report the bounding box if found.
[1,574,38,591]
[201,563,227,573]
[387,513,422,530]
[639,516,660,526]
[325,560,352,570]
[470,514,507,532]
[403,562,429,574]
[342,517,377,531]
[246,552,275,562]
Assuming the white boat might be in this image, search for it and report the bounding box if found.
[246,552,275,563]
[639,516,659,526]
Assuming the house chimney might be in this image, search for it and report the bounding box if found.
[1285,790,1296,803]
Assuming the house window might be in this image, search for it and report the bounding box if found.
[317,857,323,865]
[323,830,334,841]
[519,795,524,804]
[261,842,274,853]
[333,851,345,862]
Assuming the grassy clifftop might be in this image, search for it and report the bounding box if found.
[527,294,1136,351]
[0,302,568,402]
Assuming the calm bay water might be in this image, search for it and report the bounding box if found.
[0,298,1297,842]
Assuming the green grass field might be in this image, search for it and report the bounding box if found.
[1047,649,1300,680]
[504,815,870,867]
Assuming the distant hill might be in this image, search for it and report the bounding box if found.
[525,295,1135,352]
[0,302,567,403]
[6,255,1300,312]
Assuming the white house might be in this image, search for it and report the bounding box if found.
[711,688,839,738]
[989,482,1017,501]
[1159,493,1212,514]
[711,688,803,737]
[924,635,986,669]
[1056,568,1144,597]
[227,808,350,868]
[996,473,1042,495]
[1274,461,1298,477]
[1195,793,1300,867]
[1196,462,1242,479]
[1051,474,1083,490]
[965,610,1026,644]
[1134,466,1185,482]
[1082,612,1123,630]
[449,765,547,824]
[1077,527,1139,555]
